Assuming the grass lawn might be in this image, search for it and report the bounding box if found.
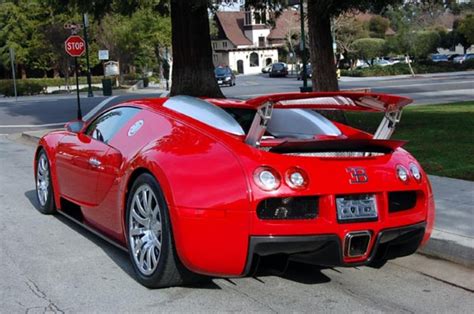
[346,101,474,181]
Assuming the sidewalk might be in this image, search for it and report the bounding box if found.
[419,176,474,267]
[16,130,474,268]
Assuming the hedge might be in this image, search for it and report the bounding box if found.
[0,76,104,96]
[341,59,474,77]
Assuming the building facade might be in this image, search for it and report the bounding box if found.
[212,9,300,74]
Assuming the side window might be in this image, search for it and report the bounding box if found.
[86,107,140,143]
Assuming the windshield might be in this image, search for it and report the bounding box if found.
[272,63,284,70]
[215,67,230,76]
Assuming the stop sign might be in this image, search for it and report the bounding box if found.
[65,35,85,57]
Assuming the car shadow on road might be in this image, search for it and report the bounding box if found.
[25,189,332,289]
[24,189,221,290]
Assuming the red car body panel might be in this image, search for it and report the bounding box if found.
[35,92,435,277]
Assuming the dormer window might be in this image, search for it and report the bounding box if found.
[245,11,252,25]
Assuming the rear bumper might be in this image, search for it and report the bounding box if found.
[243,222,426,275]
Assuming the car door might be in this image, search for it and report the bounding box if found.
[56,107,140,206]
[56,133,112,206]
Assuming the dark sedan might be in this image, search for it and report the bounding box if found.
[269,62,288,77]
[215,66,235,86]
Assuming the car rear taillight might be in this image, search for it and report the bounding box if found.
[409,163,422,182]
[285,168,309,190]
[254,167,281,191]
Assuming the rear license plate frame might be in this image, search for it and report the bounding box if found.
[336,194,378,223]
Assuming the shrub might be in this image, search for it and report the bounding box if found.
[352,38,386,61]
[0,76,104,96]
[410,31,441,60]
[342,59,474,77]
[0,80,45,96]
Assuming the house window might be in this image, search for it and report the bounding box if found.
[249,52,259,67]
[213,54,218,63]
[245,11,251,25]
[258,36,265,47]
[223,41,228,48]
[212,42,217,50]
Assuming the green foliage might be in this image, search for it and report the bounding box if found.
[335,16,369,54]
[368,15,390,38]
[458,15,474,45]
[341,60,474,77]
[0,0,171,80]
[410,31,440,59]
[0,80,44,96]
[0,76,104,96]
[352,38,386,61]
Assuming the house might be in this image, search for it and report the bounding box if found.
[212,9,300,74]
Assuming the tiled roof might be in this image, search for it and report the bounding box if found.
[268,9,300,40]
[215,12,252,46]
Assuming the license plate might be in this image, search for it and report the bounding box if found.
[336,194,378,222]
[218,80,223,84]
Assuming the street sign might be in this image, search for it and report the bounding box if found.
[65,35,86,57]
[98,50,109,60]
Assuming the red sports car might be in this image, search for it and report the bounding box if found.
[34,92,435,288]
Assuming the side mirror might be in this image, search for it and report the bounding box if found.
[65,120,85,133]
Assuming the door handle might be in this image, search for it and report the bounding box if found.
[89,157,102,167]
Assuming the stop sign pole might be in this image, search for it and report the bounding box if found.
[65,34,86,120]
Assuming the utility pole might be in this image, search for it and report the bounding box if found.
[299,0,310,92]
[9,47,18,101]
[83,13,93,97]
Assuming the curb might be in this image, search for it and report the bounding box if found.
[21,131,42,144]
[418,229,473,268]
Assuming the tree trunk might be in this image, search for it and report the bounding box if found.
[307,1,339,92]
[307,1,346,123]
[170,0,223,98]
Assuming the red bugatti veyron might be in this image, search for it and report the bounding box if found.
[34,92,435,288]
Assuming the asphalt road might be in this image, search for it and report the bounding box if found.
[0,71,472,134]
[0,135,473,313]
[224,71,474,104]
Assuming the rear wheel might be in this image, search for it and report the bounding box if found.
[35,149,56,214]
[126,173,205,288]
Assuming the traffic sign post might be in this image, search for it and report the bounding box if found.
[82,14,93,98]
[65,35,86,120]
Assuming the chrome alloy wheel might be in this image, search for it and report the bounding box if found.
[129,184,162,276]
[36,154,50,207]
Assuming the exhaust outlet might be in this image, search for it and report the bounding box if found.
[345,231,371,258]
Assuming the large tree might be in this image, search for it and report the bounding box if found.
[169,0,223,97]
[306,0,402,92]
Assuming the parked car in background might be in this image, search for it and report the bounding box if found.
[215,66,235,86]
[269,62,288,77]
[447,54,460,62]
[372,59,393,67]
[430,54,449,62]
[297,64,313,80]
[261,64,273,73]
[355,60,370,69]
[453,54,474,64]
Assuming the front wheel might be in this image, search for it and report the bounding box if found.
[35,149,56,214]
[126,173,206,288]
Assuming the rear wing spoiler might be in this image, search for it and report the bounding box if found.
[244,92,413,147]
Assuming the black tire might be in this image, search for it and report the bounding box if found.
[35,149,56,214]
[125,173,206,288]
